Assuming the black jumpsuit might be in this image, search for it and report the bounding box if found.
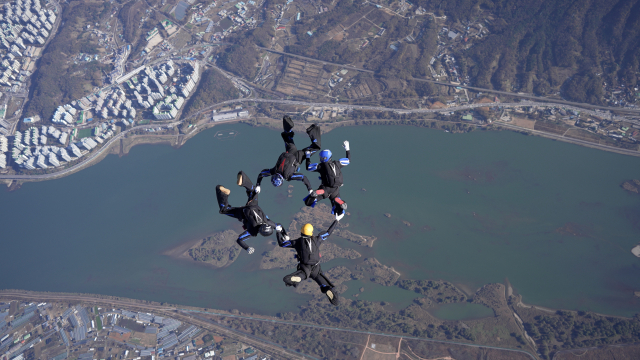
[256,124,321,191]
[277,220,339,293]
[305,149,351,214]
[216,171,276,251]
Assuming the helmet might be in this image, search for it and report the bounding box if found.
[271,173,284,187]
[319,150,332,163]
[259,224,273,236]
[301,223,313,236]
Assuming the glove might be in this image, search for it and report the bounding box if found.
[255,185,261,194]
[309,189,317,197]
[276,225,283,232]
[305,151,311,158]
[343,140,350,151]
[247,247,255,254]
[336,212,345,221]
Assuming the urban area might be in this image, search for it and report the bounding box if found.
[0,301,268,360]
[0,0,638,179]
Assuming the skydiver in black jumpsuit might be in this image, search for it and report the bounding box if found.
[216,171,277,254]
[275,219,341,306]
[303,140,351,215]
[255,116,322,195]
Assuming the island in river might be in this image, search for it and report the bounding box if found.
[171,204,367,269]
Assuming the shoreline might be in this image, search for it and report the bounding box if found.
[2,116,639,186]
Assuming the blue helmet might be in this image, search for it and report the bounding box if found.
[319,149,332,163]
[271,173,284,187]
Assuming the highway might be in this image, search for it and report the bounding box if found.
[0,291,538,360]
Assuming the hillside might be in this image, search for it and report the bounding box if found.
[424,0,640,102]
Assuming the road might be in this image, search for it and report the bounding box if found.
[0,291,538,360]
[255,46,640,116]
[3,95,638,181]
[493,121,640,157]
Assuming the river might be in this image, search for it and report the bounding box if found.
[1,123,639,317]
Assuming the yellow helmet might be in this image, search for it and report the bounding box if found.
[301,223,313,236]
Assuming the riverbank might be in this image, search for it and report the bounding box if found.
[2,113,639,186]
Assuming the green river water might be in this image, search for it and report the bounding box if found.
[1,123,639,318]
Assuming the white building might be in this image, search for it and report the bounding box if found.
[68,143,82,157]
[36,154,47,168]
[48,152,59,167]
[58,148,71,162]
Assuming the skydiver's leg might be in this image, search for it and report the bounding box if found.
[302,123,321,153]
[311,266,339,306]
[283,268,308,288]
[237,171,255,193]
[237,171,259,205]
[289,173,312,192]
[216,185,243,214]
[281,132,298,153]
[329,188,347,215]
[216,185,231,210]
[283,115,295,133]
[304,185,329,207]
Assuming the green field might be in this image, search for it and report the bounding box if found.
[94,307,102,330]
[76,128,93,139]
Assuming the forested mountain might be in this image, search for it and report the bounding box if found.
[416,0,640,103]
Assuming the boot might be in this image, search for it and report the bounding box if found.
[304,195,317,207]
[322,287,340,306]
[283,116,294,132]
[216,185,230,212]
[237,170,254,191]
[306,123,321,150]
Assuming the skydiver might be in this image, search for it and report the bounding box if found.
[275,216,344,306]
[216,171,277,254]
[255,116,322,195]
[303,140,350,215]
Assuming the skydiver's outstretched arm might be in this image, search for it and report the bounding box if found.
[236,230,252,251]
[306,153,319,172]
[264,215,276,229]
[338,141,350,168]
[319,220,339,241]
[290,173,313,191]
[256,168,275,187]
[276,227,297,248]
